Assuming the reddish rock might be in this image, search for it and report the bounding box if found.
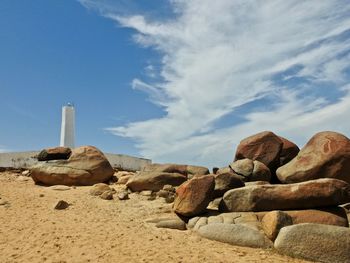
[31,146,114,186]
[37,147,71,161]
[126,171,186,192]
[261,211,293,241]
[235,131,283,171]
[173,175,215,217]
[277,131,350,184]
[229,159,271,182]
[286,207,349,227]
[220,178,350,212]
[278,136,300,165]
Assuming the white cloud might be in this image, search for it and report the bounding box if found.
[80,0,350,167]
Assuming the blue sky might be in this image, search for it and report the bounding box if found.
[1,1,350,167]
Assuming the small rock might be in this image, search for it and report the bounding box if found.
[155,219,186,230]
[162,184,176,193]
[140,190,153,196]
[22,170,30,176]
[117,191,129,200]
[89,183,115,196]
[100,191,114,200]
[54,200,69,210]
[39,194,45,197]
[49,185,71,191]
[157,190,169,198]
[165,194,175,203]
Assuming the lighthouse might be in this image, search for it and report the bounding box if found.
[60,103,75,148]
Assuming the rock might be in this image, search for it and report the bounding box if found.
[198,223,273,248]
[54,200,69,210]
[162,184,176,192]
[278,136,300,165]
[286,207,349,227]
[155,219,186,230]
[117,191,129,200]
[213,172,244,198]
[220,178,350,212]
[229,159,254,178]
[187,217,200,229]
[274,223,350,263]
[31,146,114,186]
[229,159,271,182]
[261,211,293,241]
[277,131,350,184]
[165,194,175,203]
[207,197,223,210]
[115,171,134,184]
[116,175,132,185]
[234,131,283,171]
[89,183,114,196]
[173,175,215,217]
[251,160,271,182]
[212,167,219,174]
[100,191,114,200]
[49,185,71,191]
[37,147,71,161]
[207,215,223,224]
[140,190,153,196]
[142,163,209,179]
[21,170,30,176]
[126,171,186,192]
[193,217,208,231]
[244,181,269,186]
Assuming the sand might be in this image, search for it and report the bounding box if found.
[0,171,310,263]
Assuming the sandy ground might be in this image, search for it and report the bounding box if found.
[0,171,310,263]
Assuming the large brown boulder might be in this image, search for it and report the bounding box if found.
[31,146,114,186]
[173,175,215,217]
[126,171,186,192]
[37,147,71,161]
[277,131,350,184]
[278,136,300,165]
[261,211,293,241]
[220,178,350,212]
[234,131,283,172]
[274,223,350,263]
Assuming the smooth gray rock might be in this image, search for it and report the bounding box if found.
[156,219,186,230]
[275,223,350,263]
[198,223,272,248]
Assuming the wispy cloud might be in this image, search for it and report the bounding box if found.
[80,0,350,167]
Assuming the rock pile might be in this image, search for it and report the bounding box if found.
[165,131,350,263]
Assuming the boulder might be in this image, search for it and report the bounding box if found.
[286,207,349,227]
[274,223,350,263]
[31,146,114,186]
[126,171,186,192]
[142,163,209,179]
[229,159,254,178]
[234,131,283,171]
[277,131,350,184]
[155,219,186,230]
[278,136,300,165]
[198,223,273,249]
[220,178,350,212]
[261,211,293,241]
[37,147,71,161]
[173,175,215,217]
[213,173,244,198]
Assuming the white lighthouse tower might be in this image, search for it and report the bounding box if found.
[60,103,75,148]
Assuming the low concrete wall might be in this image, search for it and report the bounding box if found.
[0,151,151,171]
